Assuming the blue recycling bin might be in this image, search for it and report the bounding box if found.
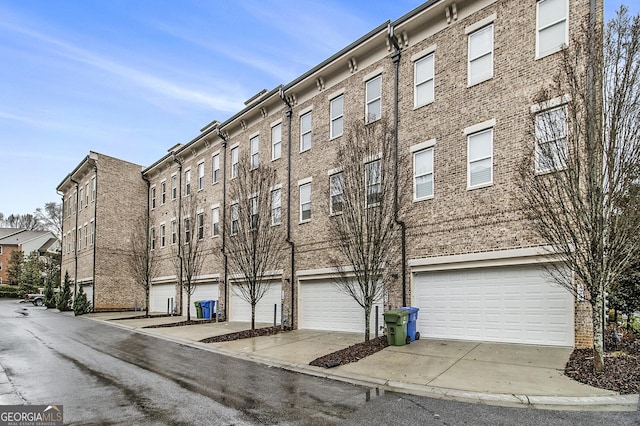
[400,307,420,342]
[200,300,216,319]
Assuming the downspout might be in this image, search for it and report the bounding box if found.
[89,160,98,312]
[216,127,229,321]
[55,189,65,289]
[388,23,408,307]
[172,153,183,315]
[142,173,151,314]
[70,177,80,298]
[279,87,295,329]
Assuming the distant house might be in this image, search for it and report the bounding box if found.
[0,228,60,284]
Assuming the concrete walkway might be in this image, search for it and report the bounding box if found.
[85,313,639,411]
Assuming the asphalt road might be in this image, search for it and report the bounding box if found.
[0,300,637,425]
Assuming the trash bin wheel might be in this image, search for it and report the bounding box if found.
[415,331,420,341]
[406,335,411,345]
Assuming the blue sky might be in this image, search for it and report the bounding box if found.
[0,0,637,216]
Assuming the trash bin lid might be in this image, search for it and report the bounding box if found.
[383,309,409,323]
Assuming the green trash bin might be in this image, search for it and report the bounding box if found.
[194,301,203,319]
[383,309,409,346]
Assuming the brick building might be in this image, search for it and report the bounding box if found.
[59,0,600,347]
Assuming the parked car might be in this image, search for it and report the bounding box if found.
[25,294,45,306]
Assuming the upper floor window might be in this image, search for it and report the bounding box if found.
[300,112,312,152]
[150,227,156,251]
[365,75,382,122]
[91,176,96,202]
[184,217,191,243]
[330,95,344,139]
[365,160,382,206]
[537,0,568,58]
[250,135,259,169]
[299,182,311,222]
[271,188,281,225]
[160,181,166,204]
[160,224,166,247]
[231,146,239,178]
[272,124,282,160]
[151,186,156,209]
[467,128,493,188]
[231,203,239,235]
[79,188,83,210]
[171,174,177,200]
[198,162,205,190]
[212,207,220,237]
[171,220,177,244]
[85,183,89,206]
[197,212,204,240]
[414,148,434,200]
[329,172,343,215]
[414,53,435,107]
[468,24,493,86]
[250,196,259,230]
[535,106,567,173]
[212,154,220,183]
[90,221,94,245]
[185,170,191,196]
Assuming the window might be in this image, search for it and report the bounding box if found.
[90,221,94,245]
[198,162,205,190]
[231,203,239,235]
[467,129,493,188]
[185,170,191,196]
[151,186,156,209]
[330,172,344,214]
[150,227,156,251]
[160,224,166,247]
[535,106,567,172]
[271,189,281,225]
[171,220,177,244]
[250,135,259,169]
[91,176,96,201]
[468,24,493,86]
[271,124,282,160]
[365,75,382,122]
[300,112,312,152]
[197,212,204,240]
[212,154,220,183]
[184,218,191,243]
[330,95,344,138]
[85,183,89,206]
[537,0,568,58]
[171,174,177,200]
[161,181,166,204]
[79,188,83,210]
[250,196,259,230]
[414,148,434,200]
[212,207,220,237]
[365,160,382,206]
[231,146,239,178]
[84,224,88,248]
[415,53,435,107]
[300,182,311,222]
[77,227,82,250]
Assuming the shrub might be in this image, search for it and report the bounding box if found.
[73,285,92,316]
[56,272,72,312]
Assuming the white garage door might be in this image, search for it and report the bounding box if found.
[299,280,383,333]
[151,283,177,313]
[230,281,282,323]
[185,282,219,319]
[82,284,94,309]
[414,265,574,346]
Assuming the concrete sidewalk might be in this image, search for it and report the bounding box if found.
[84,313,639,411]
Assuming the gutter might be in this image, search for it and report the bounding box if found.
[172,153,183,315]
[215,127,229,321]
[70,177,80,299]
[89,159,98,312]
[142,173,151,315]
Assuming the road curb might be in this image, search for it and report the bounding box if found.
[83,315,639,412]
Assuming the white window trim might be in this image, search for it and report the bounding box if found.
[230,145,239,179]
[410,139,436,153]
[211,206,220,238]
[464,119,496,135]
[197,161,205,191]
[534,105,568,174]
[365,74,382,123]
[467,128,494,190]
[330,94,344,140]
[413,147,435,202]
[271,187,282,226]
[271,122,282,161]
[299,179,312,223]
[467,23,494,87]
[329,172,344,216]
[536,0,569,59]
[300,110,312,152]
[250,134,260,169]
[160,180,167,205]
[414,52,435,109]
[212,152,220,184]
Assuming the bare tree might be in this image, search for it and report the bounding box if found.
[224,156,284,331]
[127,216,160,317]
[2,213,42,230]
[327,118,401,342]
[518,8,640,371]
[171,193,207,321]
[35,202,63,239]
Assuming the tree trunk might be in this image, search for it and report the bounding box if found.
[592,294,605,372]
[145,286,149,317]
[251,304,256,331]
[364,306,371,342]
[186,291,191,322]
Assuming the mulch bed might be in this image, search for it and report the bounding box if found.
[564,330,640,394]
[199,326,283,343]
[143,319,218,328]
[309,336,389,368]
[111,314,174,321]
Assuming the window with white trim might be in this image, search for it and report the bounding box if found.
[300,112,312,152]
[90,221,94,245]
[271,124,282,160]
[185,170,191,196]
[212,207,220,237]
[231,203,239,235]
[414,148,434,200]
[365,160,382,206]
[468,24,494,86]
[79,187,83,210]
[365,75,382,122]
[330,172,344,214]
[330,95,344,139]
[467,128,493,188]
[250,135,259,169]
[414,53,435,107]
[231,146,239,178]
[271,188,281,225]
[85,182,89,206]
[151,186,156,209]
[91,176,96,202]
[212,154,220,183]
[77,227,82,250]
[150,227,156,251]
[299,182,311,222]
[535,106,567,172]
[171,174,177,200]
[84,224,88,248]
[197,212,204,240]
[198,161,205,190]
[161,181,166,204]
[160,224,166,247]
[250,196,258,230]
[184,217,191,243]
[171,220,177,244]
[537,0,568,58]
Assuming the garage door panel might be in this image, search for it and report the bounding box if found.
[151,284,176,313]
[230,281,281,323]
[186,283,219,318]
[414,265,574,346]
